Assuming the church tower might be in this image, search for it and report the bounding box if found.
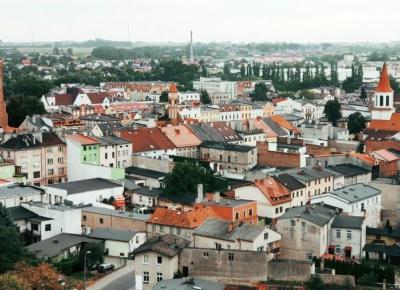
[168,83,178,121]
[371,63,395,120]
[0,59,9,131]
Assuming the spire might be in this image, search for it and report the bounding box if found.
[169,83,178,94]
[376,63,393,93]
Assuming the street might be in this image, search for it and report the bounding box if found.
[88,260,135,290]
[100,271,135,290]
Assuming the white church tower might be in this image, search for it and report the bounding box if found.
[371,63,395,120]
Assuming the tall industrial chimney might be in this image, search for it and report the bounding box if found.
[190,31,194,62]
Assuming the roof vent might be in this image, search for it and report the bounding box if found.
[53,240,59,244]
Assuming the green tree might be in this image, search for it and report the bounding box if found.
[0,226,26,273]
[240,64,246,79]
[251,82,268,101]
[0,202,14,227]
[358,272,377,286]
[7,95,46,127]
[66,48,74,56]
[299,89,315,100]
[360,86,367,101]
[79,243,104,271]
[324,99,342,126]
[390,76,400,94]
[52,47,60,55]
[200,89,211,104]
[164,162,225,196]
[305,274,325,290]
[159,91,169,103]
[348,112,366,135]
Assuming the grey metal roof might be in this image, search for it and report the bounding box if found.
[274,173,306,191]
[27,233,102,259]
[203,198,255,208]
[262,117,288,136]
[193,218,266,242]
[96,136,131,146]
[367,227,400,239]
[89,228,138,242]
[285,167,336,182]
[328,164,370,178]
[277,205,335,226]
[200,140,255,153]
[132,187,163,198]
[133,234,190,258]
[153,278,225,290]
[7,206,38,220]
[82,206,150,221]
[363,244,400,257]
[331,215,364,229]
[330,184,381,203]
[187,124,225,143]
[0,184,44,199]
[45,178,122,195]
[80,114,120,122]
[125,166,167,179]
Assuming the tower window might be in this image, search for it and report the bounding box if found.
[386,95,390,106]
[380,95,384,106]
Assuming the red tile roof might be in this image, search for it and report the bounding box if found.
[148,206,222,229]
[87,92,109,104]
[368,113,400,131]
[254,177,291,205]
[119,128,176,153]
[67,134,99,145]
[271,115,300,134]
[54,93,75,106]
[372,149,399,162]
[169,83,178,93]
[376,63,394,93]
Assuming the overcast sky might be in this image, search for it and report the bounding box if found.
[1,0,400,43]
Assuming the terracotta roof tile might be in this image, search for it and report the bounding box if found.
[67,134,99,145]
[376,63,394,93]
[372,148,399,162]
[369,113,400,131]
[148,206,222,229]
[119,128,175,153]
[161,124,201,147]
[271,115,300,134]
[87,92,109,104]
[254,177,291,205]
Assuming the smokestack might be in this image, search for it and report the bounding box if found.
[190,31,194,62]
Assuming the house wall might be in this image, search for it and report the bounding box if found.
[276,217,331,260]
[0,192,45,208]
[268,260,315,282]
[147,223,194,244]
[330,226,365,259]
[179,248,268,280]
[133,252,178,290]
[41,144,67,185]
[104,233,145,257]
[369,182,400,211]
[81,210,148,232]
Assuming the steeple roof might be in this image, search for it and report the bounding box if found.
[376,63,394,93]
[169,83,178,93]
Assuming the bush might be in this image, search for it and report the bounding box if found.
[54,256,80,275]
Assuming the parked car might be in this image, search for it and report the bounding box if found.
[97,263,115,273]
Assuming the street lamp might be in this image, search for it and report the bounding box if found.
[83,250,91,290]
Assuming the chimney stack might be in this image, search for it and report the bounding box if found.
[196,184,204,203]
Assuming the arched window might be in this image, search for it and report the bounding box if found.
[386,95,390,106]
[380,95,384,106]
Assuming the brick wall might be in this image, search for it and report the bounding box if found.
[365,140,400,153]
[257,142,300,168]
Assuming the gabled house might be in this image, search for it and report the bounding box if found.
[193,218,281,259]
[234,177,292,219]
[371,149,399,177]
[161,124,201,159]
[276,205,336,260]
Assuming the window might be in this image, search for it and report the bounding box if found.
[275,208,279,214]
[249,209,253,216]
[120,253,125,257]
[58,157,64,163]
[235,212,239,220]
[159,225,164,233]
[228,253,234,261]
[264,232,269,240]
[31,223,39,231]
[380,95,384,106]
[143,255,149,264]
[347,230,352,239]
[291,220,296,227]
[302,222,306,228]
[257,246,264,252]
[386,95,390,106]
[47,158,53,165]
[33,171,40,178]
[48,169,54,175]
[143,271,149,284]
[99,218,103,224]
[82,215,86,221]
[215,243,222,250]
[105,153,108,159]
[203,252,209,257]
[176,227,181,235]
[335,245,341,254]
[156,272,163,283]
[157,256,162,265]
[336,230,341,238]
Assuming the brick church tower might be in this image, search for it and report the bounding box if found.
[0,59,9,131]
[168,83,178,121]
